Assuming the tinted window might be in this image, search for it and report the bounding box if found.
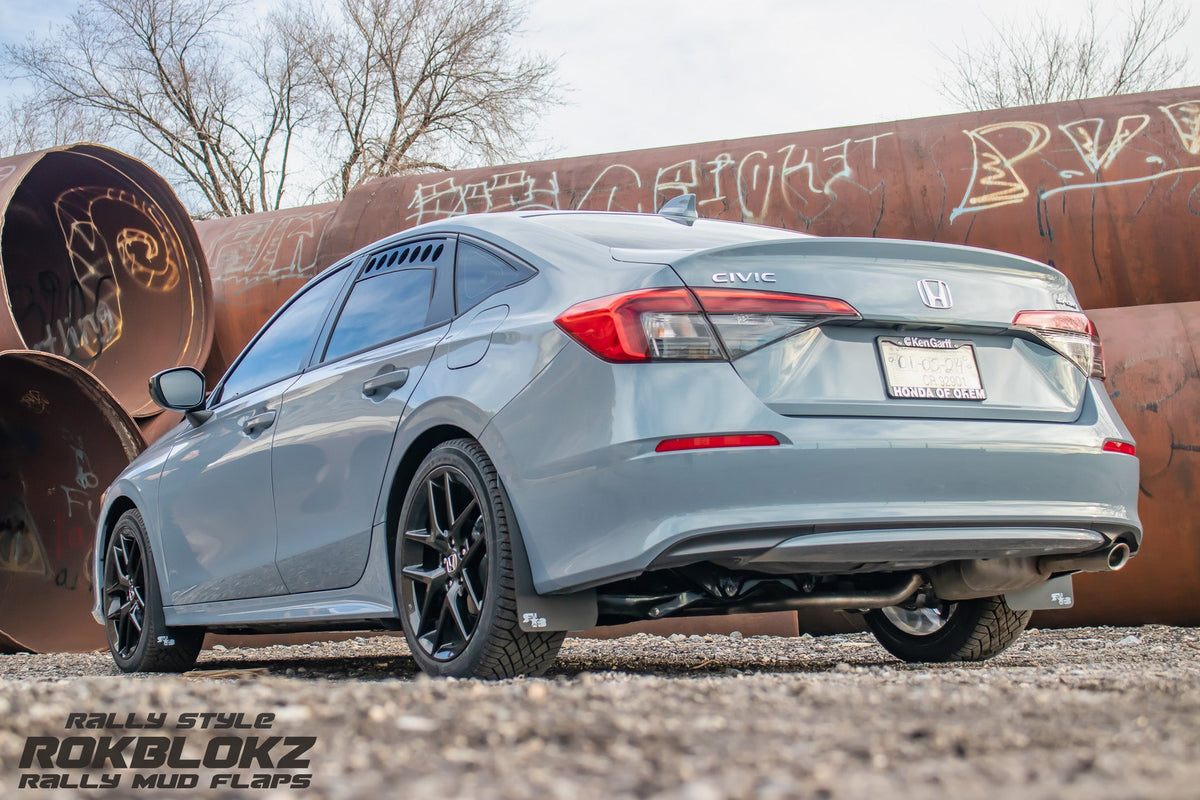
[220,269,346,401]
[323,268,435,362]
[456,243,524,311]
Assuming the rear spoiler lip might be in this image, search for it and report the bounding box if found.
[615,236,1067,286]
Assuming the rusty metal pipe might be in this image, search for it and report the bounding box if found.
[0,144,213,417]
[0,349,144,653]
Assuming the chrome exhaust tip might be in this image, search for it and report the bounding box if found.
[1106,542,1131,571]
[1038,542,1133,576]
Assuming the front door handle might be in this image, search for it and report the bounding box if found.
[363,368,410,398]
[241,410,276,435]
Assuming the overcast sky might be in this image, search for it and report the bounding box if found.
[1,0,1197,161]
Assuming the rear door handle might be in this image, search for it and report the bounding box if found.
[241,410,276,435]
[363,368,410,398]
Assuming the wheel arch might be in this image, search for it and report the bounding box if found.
[383,424,477,578]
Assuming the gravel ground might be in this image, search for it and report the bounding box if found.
[1,625,1198,799]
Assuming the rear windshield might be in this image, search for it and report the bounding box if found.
[527,212,805,250]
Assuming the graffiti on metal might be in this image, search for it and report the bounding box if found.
[202,206,336,290]
[398,96,1200,233]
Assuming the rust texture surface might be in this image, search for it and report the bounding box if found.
[0,144,213,417]
[0,350,144,653]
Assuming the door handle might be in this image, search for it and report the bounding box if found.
[241,410,276,435]
[362,368,410,398]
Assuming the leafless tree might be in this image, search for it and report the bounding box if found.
[3,0,558,216]
[4,0,307,217]
[279,0,559,198]
[939,0,1192,111]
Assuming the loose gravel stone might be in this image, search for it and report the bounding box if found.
[0,626,1197,798]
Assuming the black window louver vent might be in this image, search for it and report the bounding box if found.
[362,239,446,278]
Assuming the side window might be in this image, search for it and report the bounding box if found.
[322,268,436,363]
[219,268,347,402]
[455,242,528,312]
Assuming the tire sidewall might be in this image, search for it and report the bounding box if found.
[865,599,980,662]
[395,441,509,677]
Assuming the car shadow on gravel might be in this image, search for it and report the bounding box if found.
[182,651,1043,681]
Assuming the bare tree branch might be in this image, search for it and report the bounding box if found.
[2,0,559,216]
[938,0,1191,111]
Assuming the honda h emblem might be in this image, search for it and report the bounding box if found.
[917,279,953,309]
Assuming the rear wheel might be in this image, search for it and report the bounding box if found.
[395,439,563,678]
[864,594,1030,662]
[103,509,204,672]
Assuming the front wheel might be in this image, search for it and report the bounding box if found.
[864,595,1030,663]
[395,439,563,678]
[103,509,204,672]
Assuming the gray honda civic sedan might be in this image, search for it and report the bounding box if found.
[92,197,1140,678]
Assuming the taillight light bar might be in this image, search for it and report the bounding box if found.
[554,287,860,363]
[1011,310,1106,379]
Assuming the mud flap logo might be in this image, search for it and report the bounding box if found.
[522,612,547,629]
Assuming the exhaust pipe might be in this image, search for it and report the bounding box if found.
[724,573,925,615]
[1038,542,1131,576]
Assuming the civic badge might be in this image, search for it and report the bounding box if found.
[917,279,953,309]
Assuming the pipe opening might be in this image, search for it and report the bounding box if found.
[0,350,143,653]
[0,145,212,417]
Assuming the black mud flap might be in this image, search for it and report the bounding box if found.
[1006,574,1075,611]
[507,502,597,633]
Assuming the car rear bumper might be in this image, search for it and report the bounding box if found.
[482,347,1141,594]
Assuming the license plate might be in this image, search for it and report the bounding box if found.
[877,336,986,400]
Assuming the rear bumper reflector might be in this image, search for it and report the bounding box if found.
[1102,440,1136,456]
[655,434,781,453]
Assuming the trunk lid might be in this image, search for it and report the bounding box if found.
[618,237,1089,422]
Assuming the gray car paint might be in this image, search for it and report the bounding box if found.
[93,211,1140,632]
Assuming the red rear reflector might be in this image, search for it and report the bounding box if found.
[655,434,780,453]
[1102,440,1136,456]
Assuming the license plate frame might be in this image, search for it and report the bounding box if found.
[877,336,987,401]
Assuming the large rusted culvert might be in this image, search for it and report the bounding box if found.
[0,144,212,417]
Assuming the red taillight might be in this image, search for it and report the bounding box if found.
[1012,310,1106,379]
[1102,440,1136,456]
[655,434,781,452]
[555,288,859,362]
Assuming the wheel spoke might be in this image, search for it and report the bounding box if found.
[462,533,485,567]
[426,479,443,536]
[402,564,447,586]
[416,574,448,633]
[461,570,482,616]
[442,473,455,539]
[449,498,479,539]
[445,586,470,641]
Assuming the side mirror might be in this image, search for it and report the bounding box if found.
[148,367,208,419]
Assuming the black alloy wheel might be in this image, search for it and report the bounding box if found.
[103,509,204,672]
[400,464,490,661]
[104,523,147,661]
[396,439,564,678]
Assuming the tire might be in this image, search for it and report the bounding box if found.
[395,439,564,678]
[864,595,1030,663]
[102,509,204,672]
